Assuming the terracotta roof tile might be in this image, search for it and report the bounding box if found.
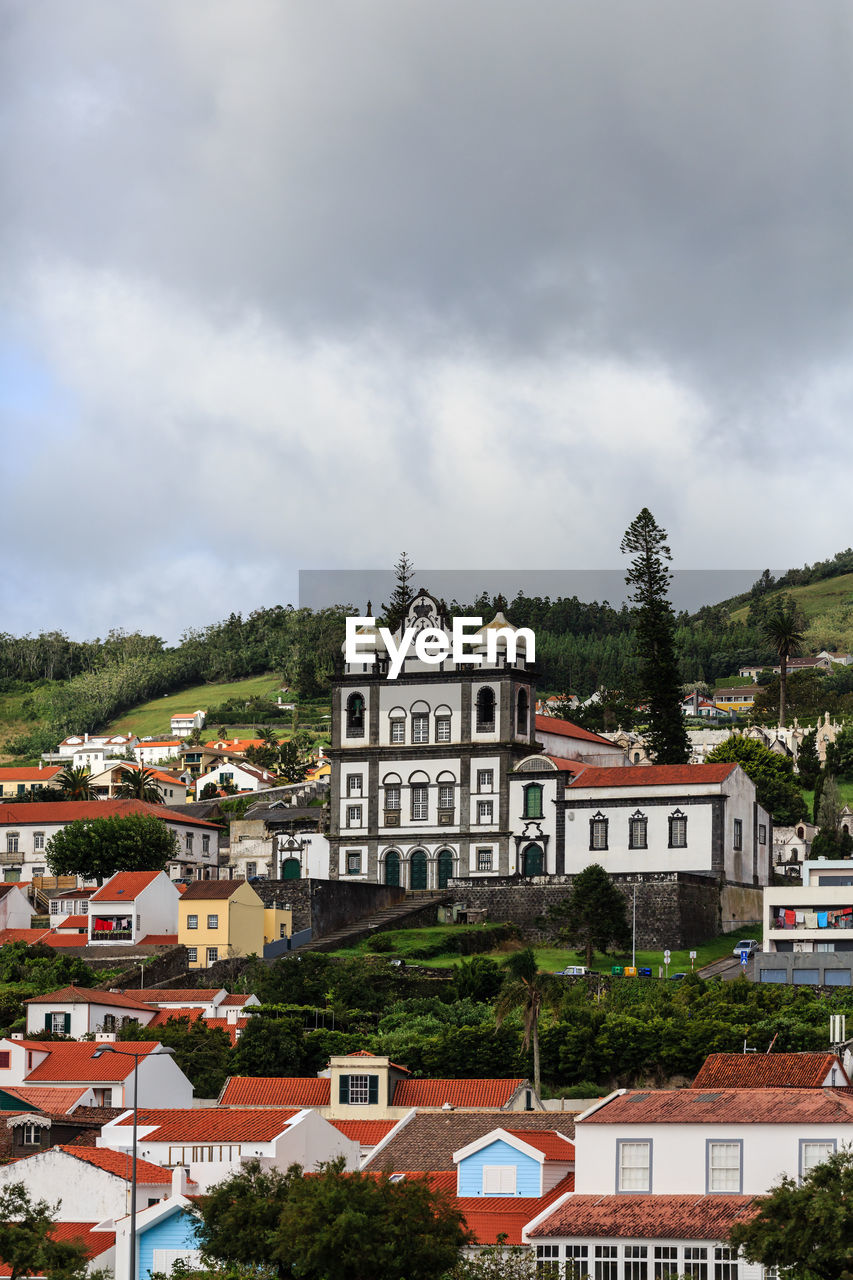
[392,1079,525,1108]
[0,767,62,781]
[23,1041,159,1082]
[534,716,616,747]
[220,1077,331,1107]
[568,764,738,788]
[459,1173,576,1245]
[692,1053,848,1089]
[138,934,179,946]
[581,1087,853,1125]
[0,799,216,828]
[503,1130,576,1160]
[329,1120,399,1145]
[54,915,89,930]
[24,986,152,1011]
[364,1111,576,1172]
[179,879,248,901]
[529,1194,760,1241]
[0,1224,115,1277]
[0,1086,90,1113]
[114,1107,298,1142]
[90,871,164,903]
[128,989,224,1004]
[218,994,254,1007]
[56,1143,174,1183]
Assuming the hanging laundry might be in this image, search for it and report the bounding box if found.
[817,912,828,928]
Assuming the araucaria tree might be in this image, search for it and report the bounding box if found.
[620,509,689,764]
[382,551,416,633]
[729,1145,853,1279]
[547,863,631,967]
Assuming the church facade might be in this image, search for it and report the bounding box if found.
[326,591,539,887]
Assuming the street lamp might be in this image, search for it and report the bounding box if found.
[93,1043,176,1280]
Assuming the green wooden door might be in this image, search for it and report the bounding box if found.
[410,850,427,890]
[281,857,301,880]
[437,849,453,888]
[522,844,543,876]
[384,850,400,886]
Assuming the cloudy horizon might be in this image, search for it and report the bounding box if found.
[3,1,853,642]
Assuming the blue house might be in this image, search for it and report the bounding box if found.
[454,1127,575,1197]
[113,1195,202,1280]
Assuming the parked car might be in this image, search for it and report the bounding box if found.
[732,939,760,957]
[554,966,588,977]
[669,972,687,981]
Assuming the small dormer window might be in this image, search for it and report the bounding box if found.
[339,1073,379,1105]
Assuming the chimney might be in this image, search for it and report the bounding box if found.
[227,1007,238,1025]
[171,1166,188,1197]
[84,733,89,744]
[38,761,43,771]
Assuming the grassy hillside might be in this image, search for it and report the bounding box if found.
[104,674,286,736]
[729,572,853,625]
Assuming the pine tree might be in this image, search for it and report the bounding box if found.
[382,552,416,633]
[620,509,690,764]
[545,864,631,967]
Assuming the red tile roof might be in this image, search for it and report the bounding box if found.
[220,1076,332,1107]
[503,1130,575,1161]
[56,1143,174,1183]
[23,1041,159,1082]
[568,764,738,788]
[459,1173,576,1245]
[25,986,152,1011]
[0,929,52,945]
[0,767,62,781]
[128,989,224,1004]
[529,1193,759,1241]
[364,1112,576,1172]
[219,994,254,1007]
[39,933,90,948]
[90,871,164,903]
[139,935,179,946]
[692,1053,848,1089]
[329,1120,399,1145]
[147,1007,206,1026]
[54,915,89,930]
[0,799,217,827]
[114,1107,299,1142]
[392,1079,525,1108]
[0,1224,115,1277]
[581,1087,853,1125]
[0,1085,90,1113]
[545,756,589,775]
[535,715,616,747]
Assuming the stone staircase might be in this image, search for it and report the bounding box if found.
[289,889,453,954]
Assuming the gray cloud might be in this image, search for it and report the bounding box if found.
[2,1,853,639]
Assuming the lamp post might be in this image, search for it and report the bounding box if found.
[93,1043,176,1280]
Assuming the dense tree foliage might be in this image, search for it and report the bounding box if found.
[545,865,631,966]
[116,1016,234,1098]
[193,1158,470,1280]
[729,1146,853,1280]
[705,736,807,825]
[46,812,179,882]
[0,1183,93,1280]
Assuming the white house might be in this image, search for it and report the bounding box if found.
[133,740,183,766]
[43,733,139,768]
[171,711,206,738]
[24,986,157,1037]
[0,1038,194,1108]
[0,883,32,931]
[533,715,627,767]
[87,762,189,806]
[46,887,95,926]
[194,759,278,799]
[98,1105,359,1190]
[0,1142,182,1221]
[0,799,220,882]
[88,871,179,945]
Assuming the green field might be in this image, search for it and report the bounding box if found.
[729,572,853,625]
[330,925,760,976]
[104,674,286,737]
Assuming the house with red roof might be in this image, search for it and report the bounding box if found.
[0,1037,193,1108]
[24,985,157,1037]
[88,870,179,945]
[0,1141,190,1221]
[691,1052,849,1090]
[0,764,63,799]
[0,799,220,883]
[533,715,627,767]
[87,761,189,806]
[453,1127,574,1197]
[98,1105,359,1189]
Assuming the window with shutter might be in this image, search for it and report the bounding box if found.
[339,1074,350,1104]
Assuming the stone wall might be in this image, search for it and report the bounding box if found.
[252,878,405,936]
[446,872,724,949]
[720,883,764,933]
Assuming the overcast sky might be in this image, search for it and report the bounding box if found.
[3,1,853,641]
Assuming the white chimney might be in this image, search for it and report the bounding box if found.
[227,1007,238,1025]
[38,761,43,771]
[171,1166,189,1197]
[84,733,89,744]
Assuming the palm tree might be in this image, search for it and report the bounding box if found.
[114,765,163,803]
[494,948,560,1099]
[55,765,93,801]
[257,726,280,748]
[762,595,805,728]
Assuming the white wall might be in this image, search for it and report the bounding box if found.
[0,1148,166,1221]
[135,1053,194,1108]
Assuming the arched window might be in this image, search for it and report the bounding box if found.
[346,693,365,738]
[389,708,406,744]
[476,686,496,731]
[384,850,400,887]
[521,844,543,876]
[523,783,543,819]
[516,688,529,735]
[410,849,428,890]
[437,848,454,888]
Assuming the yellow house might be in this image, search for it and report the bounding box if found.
[178,879,264,969]
[263,906,292,946]
[0,766,63,799]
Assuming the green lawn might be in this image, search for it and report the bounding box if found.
[104,674,286,737]
[729,572,853,624]
[801,779,853,819]
[330,925,762,976]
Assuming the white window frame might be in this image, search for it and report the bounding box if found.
[617,1139,651,1192]
[477,847,493,871]
[411,785,428,821]
[385,786,401,811]
[411,714,429,744]
[436,717,451,743]
[346,850,362,875]
[187,947,197,963]
[346,805,362,827]
[477,769,494,793]
[438,784,454,810]
[207,914,219,930]
[348,1074,371,1104]
[206,947,218,965]
[33,833,45,851]
[346,774,363,797]
[186,914,198,930]
[390,719,405,744]
[799,1138,836,1180]
[477,800,494,824]
[706,1140,743,1194]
